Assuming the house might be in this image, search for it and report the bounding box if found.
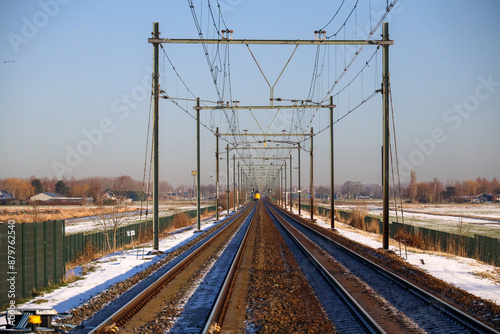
[454,195,478,203]
[0,190,15,204]
[476,193,493,203]
[30,192,84,205]
[0,190,14,200]
[30,192,62,202]
[356,195,371,200]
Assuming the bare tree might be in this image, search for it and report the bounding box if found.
[407,170,417,202]
[93,175,130,253]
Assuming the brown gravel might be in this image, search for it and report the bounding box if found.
[246,203,337,333]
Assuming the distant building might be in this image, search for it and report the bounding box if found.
[456,193,494,203]
[476,193,493,203]
[356,195,371,200]
[0,190,14,200]
[0,190,15,204]
[30,192,62,202]
[455,195,479,203]
[30,192,84,205]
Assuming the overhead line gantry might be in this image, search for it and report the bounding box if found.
[149,22,393,250]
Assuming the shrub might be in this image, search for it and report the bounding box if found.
[350,205,368,230]
[394,228,424,249]
[66,240,101,269]
[172,213,192,229]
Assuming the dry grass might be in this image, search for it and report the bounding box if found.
[474,267,500,285]
[350,205,369,230]
[394,229,425,248]
[0,206,138,224]
[365,218,380,234]
[65,240,103,270]
[62,269,81,285]
[172,212,193,229]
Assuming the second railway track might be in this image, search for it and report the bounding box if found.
[72,203,256,333]
[267,200,500,334]
[68,199,499,333]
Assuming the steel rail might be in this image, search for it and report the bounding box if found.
[88,204,254,334]
[272,204,500,334]
[266,203,385,334]
[202,202,259,333]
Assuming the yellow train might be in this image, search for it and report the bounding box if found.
[254,192,260,201]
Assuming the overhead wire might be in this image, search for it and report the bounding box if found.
[319,0,347,31]
[187,0,223,100]
[296,0,397,151]
[171,1,400,189]
[322,0,399,102]
[389,80,405,225]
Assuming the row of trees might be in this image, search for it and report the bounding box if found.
[313,182,383,200]
[313,174,499,203]
[407,171,500,203]
[0,175,217,202]
[0,176,155,201]
[2,173,499,203]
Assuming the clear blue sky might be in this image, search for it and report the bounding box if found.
[1,0,499,188]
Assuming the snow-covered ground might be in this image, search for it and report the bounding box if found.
[305,210,500,305]
[335,204,500,228]
[5,212,229,320]
[64,205,207,235]
[4,208,498,325]
[333,204,500,239]
[402,204,500,220]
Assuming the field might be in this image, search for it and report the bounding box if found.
[0,200,213,234]
[327,201,500,239]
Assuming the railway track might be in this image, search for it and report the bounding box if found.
[63,199,499,333]
[267,200,500,334]
[203,200,335,333]
[71,203,256,333]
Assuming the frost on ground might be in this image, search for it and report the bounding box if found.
[7,212,227,319]
[304,210,500,305]
[4,206,499,328]
[64,204,205,235]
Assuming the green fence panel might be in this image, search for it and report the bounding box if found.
[47,223,54,283]
[487,237,492,264]
[13,224,23,299]
[23,223,35,298]
[62,205,218,264]
[0,220,65,307]
[57,221,65,280]
[0,225,8,307]
[35,223,45,288]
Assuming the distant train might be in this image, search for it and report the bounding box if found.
[254,191,260,201]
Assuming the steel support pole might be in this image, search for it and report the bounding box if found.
[330,95,335,229]
[290,155,292,210]
[310,127,314,222]
[226,144,230,216]
[298,145,301,215]
[284,160,287,209]
[233,155,236,212]
[152,22,160,251]
[280,169,283,206]
[196,97,201,231]
[382,22,390,250]
[215,127,219,221]
[237,163,240,207]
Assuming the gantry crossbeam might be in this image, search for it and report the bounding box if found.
[148,38,393,46]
